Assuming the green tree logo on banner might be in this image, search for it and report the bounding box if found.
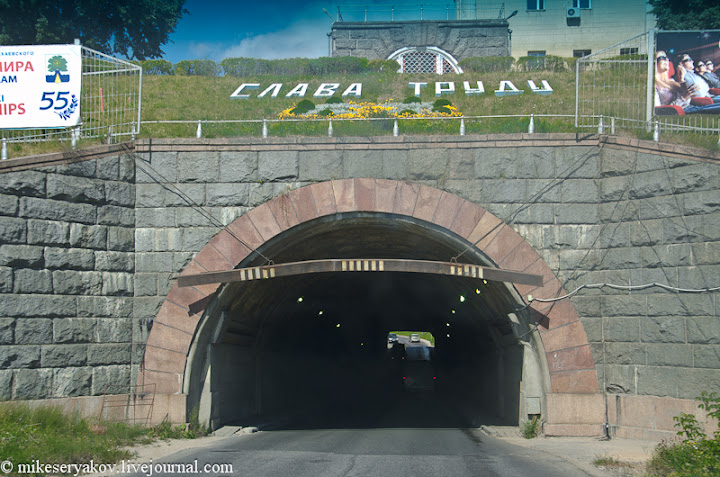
[46,55,70,83]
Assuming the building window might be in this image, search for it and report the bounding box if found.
[572,0,591,8]
[620,47,639,56]
[527,51,546,69]
[527,0,545,11]
[527,51,546,57]
[573,49,592,58]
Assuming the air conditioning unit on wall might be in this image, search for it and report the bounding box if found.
[566,7,580,18]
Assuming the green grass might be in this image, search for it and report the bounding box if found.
[0,402,207,475]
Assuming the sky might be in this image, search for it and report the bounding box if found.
[160,0,459,64]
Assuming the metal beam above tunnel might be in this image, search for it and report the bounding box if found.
[177,259,544,288]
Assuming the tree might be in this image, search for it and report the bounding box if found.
[0,0,187,60]
[648,0,720,30]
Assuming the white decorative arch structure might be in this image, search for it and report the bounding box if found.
[388,46,463,75]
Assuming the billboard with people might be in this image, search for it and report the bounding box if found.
[654,31,720,115]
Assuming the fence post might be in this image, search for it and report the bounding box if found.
[528,114,535,134]
[328,119,333,137]
[196,121,202,139]
[460,118,466,136]
[611,117,615,135]
[71,127,79,149]
[1,138,7,160]
[107,126,113,145]
[262,120,268,138]
[393,119,399,137]
[597,116,604,135]
[653,120,659,142]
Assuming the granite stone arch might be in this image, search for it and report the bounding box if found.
[140,179,599,412]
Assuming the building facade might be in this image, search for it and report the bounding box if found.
[455,0,656,59]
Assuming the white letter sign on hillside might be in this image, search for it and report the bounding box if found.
[0,44,82,129]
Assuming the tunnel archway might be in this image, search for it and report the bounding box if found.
[141,179,598,431]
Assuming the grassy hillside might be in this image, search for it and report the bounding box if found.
[139,70,579,138]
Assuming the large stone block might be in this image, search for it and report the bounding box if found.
[382,150,409,180]
[0,345,41,368]
[136,152,177,183]
[104,181,135,207]
[604,365,636,394]
[0,170,46,197]
[219,151,258,182]
[135,252,174,273]
[298,151,340,181]
[206,183,251,207]
[91,365,131,395]
[13,269,53,294]
[53,318,96,344]
[0,194,19,216]
[107,226,134,252]
[27,219,69,246]
[135,208,175,228]
[69,224,108,250]
[0,267,12,292]
[178,151,220,183]
[687,317,720,345]
[20,197,97,224]
[102,272,134,296]
[41,344,88,367]
[555,147,599,179]
[53,270,102,295]
[14,318,53,345]
[0,319,14,344]
[95,251,134,272]
[96,318,133,343]
[693,345,720,368]
[134,273,158,296]
[526,179,562,203]
[44,247,95,270]
[646,343,693,367]
[344,150,384,179]
[53,367,92,397]
[407,148,448,181]
[555,203,599,225]
[640,316,686,343]
[163,183,206,208]
[636,366,680,397]
[0,295,76,318]
[0,244,44,268]
[55,159,96,178]
[13,368,52,400]
[0,369,11,400]
[248,183,275,208]
[88,343,132,365]
[98,205,135,226]
[96,156,121,181]
[46,174,105,203]
[602,317,640,342]
[77,296,133,318]
[603,342,647,365]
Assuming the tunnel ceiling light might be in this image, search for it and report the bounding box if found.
[297,297,304,303]
[318,310,324,316]
[483,279,488,284]
[446,322,450,327]
[451,309,456,314]
[475,288,481,295]
[336,323,341,328]
[459,294,466,303]
[446,333,450,338]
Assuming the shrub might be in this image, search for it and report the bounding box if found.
[367,59,401,72]
[522,415,541,438]
[325,96,344,104]
[308,56,369,74]
[515,55,575,72]
[221,57,271,76]
[296,99,315,111]
[140,59,173,75]
[174,59,221,77]
[459,56,514,73]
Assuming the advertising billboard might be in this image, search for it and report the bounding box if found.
[0,44,82,129]
[655,31,720,115]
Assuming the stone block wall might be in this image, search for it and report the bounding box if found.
[1,136,719,430]
[331,20,510,61]
[0,155,136,400]
[133,137,720,407]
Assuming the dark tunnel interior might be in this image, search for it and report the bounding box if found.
[192,214,534,430]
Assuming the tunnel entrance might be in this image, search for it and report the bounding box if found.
[184,213,549,430]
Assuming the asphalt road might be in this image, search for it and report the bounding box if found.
[131,394,596,477]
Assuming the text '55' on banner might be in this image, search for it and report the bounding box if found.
[0,44,81,129]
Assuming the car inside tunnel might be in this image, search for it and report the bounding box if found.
[186,213,547,430]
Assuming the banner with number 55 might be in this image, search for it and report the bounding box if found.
[0,44,81,129]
